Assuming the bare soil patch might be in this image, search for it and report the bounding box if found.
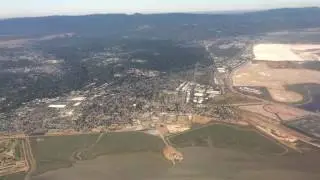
[254,44,320,61]
[233,62,320,103]
[239,103,309,121]
[192,115,212,124]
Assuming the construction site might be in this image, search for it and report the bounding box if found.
[0,138,29,176]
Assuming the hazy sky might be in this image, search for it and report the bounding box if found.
[1,0,319,18]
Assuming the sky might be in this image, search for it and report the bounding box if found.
[0,0,319,18]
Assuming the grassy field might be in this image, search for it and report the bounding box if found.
[30,134,98,175]
[0,172,26,180]
[31,132,165,176]
[169,124,286,154]
[81,132,165,159]
[30,126,284,177]
[14,140,22,161]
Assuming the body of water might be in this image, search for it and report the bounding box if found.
[287,84,320,112]
[32,147,320,180]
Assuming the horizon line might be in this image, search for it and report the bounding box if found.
[0,6,319,20]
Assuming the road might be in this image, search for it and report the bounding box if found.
[0,131,102,140]
[24,137,36,180]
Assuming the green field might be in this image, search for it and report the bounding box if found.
[31,132,165,176]
[169,124,286,154]
[14,140,22,161]
[31,134,99,175]
[81,132,165,159]
[30,125,285,177]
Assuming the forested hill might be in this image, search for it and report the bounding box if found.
[0,7,320,39]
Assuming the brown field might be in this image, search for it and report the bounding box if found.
[192,115,212,124]
[233,62,320,103]
[156,124,169,135]
[239,103,309,121]
[240,105,278,120]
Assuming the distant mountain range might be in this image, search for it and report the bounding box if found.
[0,7,320,40]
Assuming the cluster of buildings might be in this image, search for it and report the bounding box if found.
[176,81,221,104]
[10,92,89,134]
[1,37,255,138]
[126,68,160,77]
[0,47,63,75]
[202,39,254,71]
[238,87,262,95]
[7,71,197,135]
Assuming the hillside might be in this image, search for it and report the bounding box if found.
[0,7,320,39]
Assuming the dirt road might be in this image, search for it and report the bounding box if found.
[24,138,36,180]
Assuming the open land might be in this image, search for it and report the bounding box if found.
[233,62,320,103]
[0,172,26,180]
[239,103,310,121]
[253,44,320,61]
[32,147,320,180]
[170,124,286,154]
[31,124,320,180]
[230,43,320,147]
[30,132,165,176]
[30,134,98,175]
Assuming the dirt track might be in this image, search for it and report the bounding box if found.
[239,103,309,122]
[24,138,36,180]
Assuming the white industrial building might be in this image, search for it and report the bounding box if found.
[48,104,66,109]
